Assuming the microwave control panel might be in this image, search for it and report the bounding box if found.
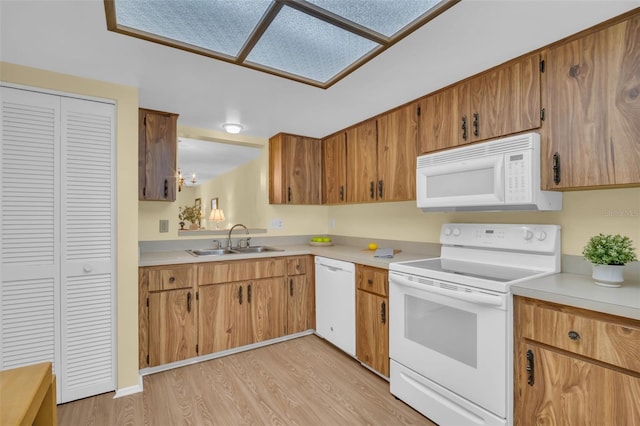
[504,150,532,203]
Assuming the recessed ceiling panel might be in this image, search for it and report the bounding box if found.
[106,0,458,87]
[114,0,273,57]
[307,0,444,37]
[246,5,379,84]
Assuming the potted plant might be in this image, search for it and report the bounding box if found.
[178,205,202,230]
[582,233,637,287]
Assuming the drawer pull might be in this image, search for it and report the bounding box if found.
[169,276,175,283]
[568,330,581,341]
[367,279,373,285]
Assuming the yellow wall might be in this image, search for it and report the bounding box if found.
[329,188,640,256]
[0,62,140,390]
[139,126,329,240]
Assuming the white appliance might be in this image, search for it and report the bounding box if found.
[389,223,561,426]
[315,256,356,356]
[417,132,562,211]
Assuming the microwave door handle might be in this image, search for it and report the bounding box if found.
[390,273,504,306]
[495,156,505,201]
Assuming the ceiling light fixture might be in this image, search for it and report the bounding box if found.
[222,123,244,134]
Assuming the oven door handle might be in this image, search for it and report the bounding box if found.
[390,274,504,306]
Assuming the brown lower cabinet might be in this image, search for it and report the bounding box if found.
[139,256,315,368]
[514,296,640,425]
[355,264,389,377]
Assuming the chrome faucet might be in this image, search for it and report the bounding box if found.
[227,224,249,249]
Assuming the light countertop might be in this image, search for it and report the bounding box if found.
[512,273,640,320]
[139,244,431,269]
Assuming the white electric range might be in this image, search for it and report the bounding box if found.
[389,223,561,426]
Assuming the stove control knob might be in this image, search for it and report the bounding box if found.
[452,227,461,237]
[443,227,452,237]
[522,228,534,240]
[536,230,547,241]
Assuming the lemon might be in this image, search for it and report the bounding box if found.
[368,242,378,250]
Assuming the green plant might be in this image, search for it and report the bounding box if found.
[178,205,202,224]
[582,234,637,265]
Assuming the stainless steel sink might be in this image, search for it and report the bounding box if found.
[231,246,283,254]
[186,248,235,256]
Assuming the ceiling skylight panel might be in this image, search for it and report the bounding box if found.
[307,0,445,37]
[246,5,379,84]
[114,0,273,57]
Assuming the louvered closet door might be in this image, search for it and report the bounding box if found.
[60,97,115,401]
[0,88,61,377]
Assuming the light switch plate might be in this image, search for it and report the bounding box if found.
[159,219,169,233]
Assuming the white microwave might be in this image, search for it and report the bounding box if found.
[417,132,562,211]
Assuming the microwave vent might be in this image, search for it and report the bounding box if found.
[418,133,537,167]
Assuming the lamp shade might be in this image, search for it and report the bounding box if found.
[209,209,225,222]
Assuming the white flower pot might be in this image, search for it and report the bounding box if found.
[591,264,625,287]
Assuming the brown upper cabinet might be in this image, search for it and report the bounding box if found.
[346,103,418,203]
[269,133,322,204]
[418,53,542,154]
[542,13,640,190]
[138,108,179,201]
[322,132,347,204]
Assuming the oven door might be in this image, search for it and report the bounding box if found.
[389,271,509,419]
[417,153,505,209]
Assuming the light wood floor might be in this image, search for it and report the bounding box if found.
[58,335,436,425]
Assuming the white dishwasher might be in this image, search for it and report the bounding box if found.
[314,256,356,356]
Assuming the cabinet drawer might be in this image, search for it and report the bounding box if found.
[147,265,193,292]
[198,258,285,285]
[517,297,640,373]
[287,256,308,276]
[357,265,388,297]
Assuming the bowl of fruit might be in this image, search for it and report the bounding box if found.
[309,236,333,246]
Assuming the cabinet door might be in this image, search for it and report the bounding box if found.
[269,133,322,204]
[515,343,640,426]
[287,274,315,334]
[148,289,196,366]
[346,120,378,203]
[376,103,418,202]
[138,109,178,201]
[418,87,461,154]
[356,290,389,377]
[466,54,541,143]
[198,283,249,354]
[322,132,347,204]
[248,278,287,343]
[543,15,640,189]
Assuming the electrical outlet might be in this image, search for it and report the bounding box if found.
[329,218,336,229]
[159,219,169,233]
[269,218,284,230]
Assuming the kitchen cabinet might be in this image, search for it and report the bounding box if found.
[322,132,347,204]
[286,256,315,334]
[140,265,197,367]
[345,103,418,203]
[269,133,322,204]
[542,12,640,189]
[418,53,541,154]
[345,119,378,203]
[138,108,179,201]
[197,258,286,355]
[355,265,389,377]
[514,296,640,425]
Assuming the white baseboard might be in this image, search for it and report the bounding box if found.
[113,374,143,398]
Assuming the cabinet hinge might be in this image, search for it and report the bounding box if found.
[417,105,421,116]
[539,60,545,73]
[146,354,149,365]
[196,344,199,354]
[540,108,546,121]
